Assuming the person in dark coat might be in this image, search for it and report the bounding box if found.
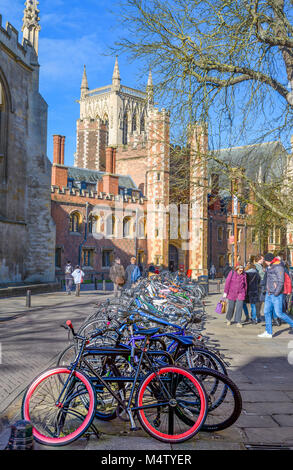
[223,262,232,279]
[243,263,261,324]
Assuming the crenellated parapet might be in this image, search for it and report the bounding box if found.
[0,15,38,68]
[51,185,146,205]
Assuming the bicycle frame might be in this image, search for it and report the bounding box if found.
[60,330,176,431]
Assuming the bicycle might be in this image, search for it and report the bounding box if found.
[22,319,208,446]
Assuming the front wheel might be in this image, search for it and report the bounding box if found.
[22,367,96,446]
[136,365,207,443]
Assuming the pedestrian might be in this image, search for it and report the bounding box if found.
[258,253,293,338]
[124,257,141,289]
[71,265,84,297]
[210,264,216,280]
[223,263,247,327]
[254,254,265,321]
[109,257,125,298]
[223,262,232,279]
[243,263,261,324]
[64,260,73,295]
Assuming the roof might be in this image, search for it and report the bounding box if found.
[208,141,288,196]
[67,166,137,190]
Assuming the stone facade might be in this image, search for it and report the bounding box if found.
[51,60,210,277]
[0,6,55,284]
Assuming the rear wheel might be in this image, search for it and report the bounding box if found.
[136,365,207,443]
[22,367,96,446]
[190,367,242,432]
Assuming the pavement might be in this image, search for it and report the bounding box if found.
[1,281,293,452]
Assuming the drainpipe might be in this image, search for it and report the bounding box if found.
[78,202,89,266]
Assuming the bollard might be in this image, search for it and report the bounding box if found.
[94,277,97,290]
[103,280,106,292]
[5,420,34,450]
[26,290,31,308]
[217,280,221,293]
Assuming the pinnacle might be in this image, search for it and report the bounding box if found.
[112,56,121,82]
[81,65,89,90]
[147,69,153,88]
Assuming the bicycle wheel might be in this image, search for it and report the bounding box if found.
[22,367,96,446]
[57,344,77,367]
[136,365,207,443]
[190,367,242,432]
[78,319,118,347]
[176,347,227,375]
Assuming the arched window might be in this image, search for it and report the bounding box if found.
[89,215,100,234]
[140,113,145,132]
[138,218,146,238]
[122,112,128,145]
[101,115,109,146]
[123,216,132,238]
[132,110,137,133]
[69,211,81,232]
[106,214,116,237]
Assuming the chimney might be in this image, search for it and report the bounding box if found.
[106,147,114,173]
[53,135,62,164]
[52,135,67,188]
[60,136,65,165]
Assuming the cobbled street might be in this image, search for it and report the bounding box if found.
[1,283,293,451]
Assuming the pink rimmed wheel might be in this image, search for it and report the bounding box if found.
[21,367,96,446]
[136,365,207,443]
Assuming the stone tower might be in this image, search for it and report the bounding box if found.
[22,0,41,55]
[75,57,149,171]
[187,123,209,277]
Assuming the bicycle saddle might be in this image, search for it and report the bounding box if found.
[165,333,194,346]
[135,327,161,336]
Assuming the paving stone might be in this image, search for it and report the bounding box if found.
[242,427,293,445]
[240,390,290,403]
[271,414,293,426]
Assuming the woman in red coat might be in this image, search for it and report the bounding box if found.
[223,264,247,327]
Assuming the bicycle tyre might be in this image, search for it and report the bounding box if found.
[136,365,207,443]
[190,367,242,432]
[176,347,227,376]
[57,344,77,367]
[21,367,96,446]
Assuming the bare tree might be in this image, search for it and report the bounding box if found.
[113,0,293,222]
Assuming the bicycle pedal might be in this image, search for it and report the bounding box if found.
[130,426,141,432]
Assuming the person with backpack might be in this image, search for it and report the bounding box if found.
[242,263,261,324]
[71,265,85,297]
[223,263,247,327]
[64,260,73,295]
[124,257,141,289]
[258,253,293,338]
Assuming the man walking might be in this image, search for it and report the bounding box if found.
[64,260,73,295]
[258,253,293,338]
[124,257,141,289]
[254,254,265,322]
[110,257,125,298]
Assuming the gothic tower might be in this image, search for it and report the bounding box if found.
[75,57,148,171]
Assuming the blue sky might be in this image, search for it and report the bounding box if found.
[1,0,291,163]
[0,0,149,166]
